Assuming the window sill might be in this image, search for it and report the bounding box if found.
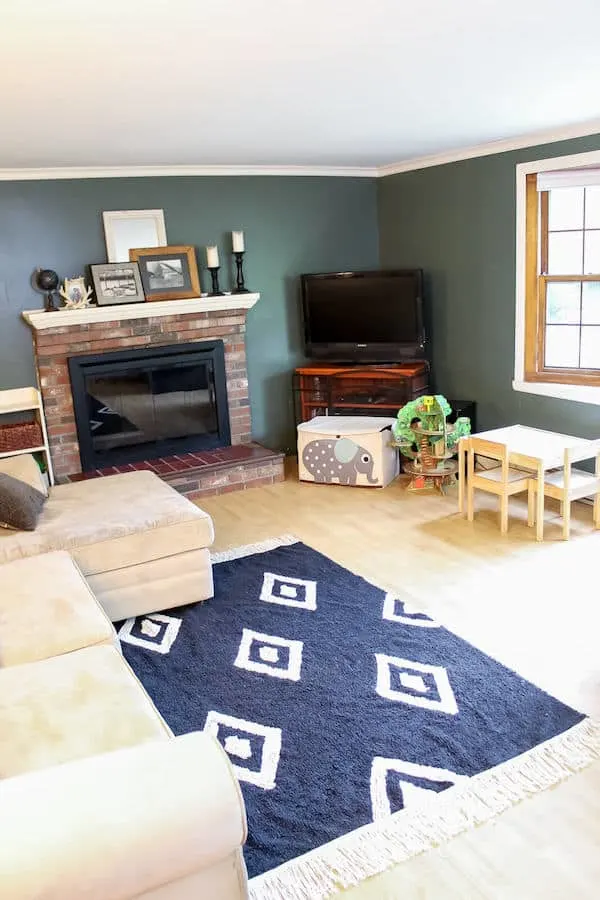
[512,379,600,406]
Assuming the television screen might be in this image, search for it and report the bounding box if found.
[301,270,424,362]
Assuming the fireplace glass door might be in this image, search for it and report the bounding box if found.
[69,342,231,469]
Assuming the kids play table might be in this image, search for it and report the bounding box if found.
[458,424,594,541]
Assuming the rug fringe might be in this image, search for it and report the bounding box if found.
[211,534,299,563]
[249,717,600,900]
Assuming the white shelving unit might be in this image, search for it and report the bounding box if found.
[0,387,54,485]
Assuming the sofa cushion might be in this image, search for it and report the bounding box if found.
[0,453,48,497]
[0,470,214,573]
[0,551,116,667]
[0,644,170,777]
[0,473,46,531]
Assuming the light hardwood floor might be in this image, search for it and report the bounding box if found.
[200,462,600,899]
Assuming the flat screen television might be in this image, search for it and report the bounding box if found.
[301,269,425,363]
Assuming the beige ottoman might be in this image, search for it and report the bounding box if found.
[0,551,116,668]
[0,469,215,622]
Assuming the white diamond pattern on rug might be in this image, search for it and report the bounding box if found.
[204,711,282,790]
[370,757,467,820]
[234,628,303,681]
[260,572,317,611]
[382,593,439,628]
[259,645,279,663]
[375,653,458,715]
[141,619,161,638]
[399,672,427,692]
[118,613,182,655]
[224,735,253,760]
[117,537,585,882]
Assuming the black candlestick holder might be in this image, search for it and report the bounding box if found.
[208,266,224,296]
[232,251,249,294]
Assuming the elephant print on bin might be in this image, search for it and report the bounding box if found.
[302,437,377,485]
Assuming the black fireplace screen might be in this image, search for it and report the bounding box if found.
[68,341,231,470]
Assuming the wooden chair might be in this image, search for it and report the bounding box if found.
[531,440,600,541]
[466,437,535,534]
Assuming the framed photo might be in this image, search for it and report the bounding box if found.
[103,209,167,263]
[129,245,201,301]
[59,276,93,309]
[90,262,145,306]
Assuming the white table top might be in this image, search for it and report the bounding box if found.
[470,424,593,468]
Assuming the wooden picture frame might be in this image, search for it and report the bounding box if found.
[129,245,201,301]
[90,262,145,306]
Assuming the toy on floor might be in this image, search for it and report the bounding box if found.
[391,395,471,494]
[297,416,399,487]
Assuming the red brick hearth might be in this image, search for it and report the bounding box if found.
[67,443,285,501]
[23,296,285,497]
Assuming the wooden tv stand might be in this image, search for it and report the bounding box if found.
[293,362,430,423]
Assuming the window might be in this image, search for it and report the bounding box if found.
[523,164,600,387]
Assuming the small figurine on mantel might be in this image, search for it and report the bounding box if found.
[391,394,471,494]
[59,276,93,309]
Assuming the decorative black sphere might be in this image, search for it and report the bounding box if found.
[35,269,59,293]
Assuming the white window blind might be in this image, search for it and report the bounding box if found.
[537,168,600,190]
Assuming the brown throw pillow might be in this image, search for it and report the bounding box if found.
[0,472,46,531]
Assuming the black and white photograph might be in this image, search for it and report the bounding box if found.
[146,259,185,290]
[90,262,145,306]
[129,245,201,302]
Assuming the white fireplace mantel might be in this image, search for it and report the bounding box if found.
[22,293,260,331]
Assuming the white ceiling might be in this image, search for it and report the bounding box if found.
[2,0,600,173]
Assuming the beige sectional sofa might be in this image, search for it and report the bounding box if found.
[1,730,249,900]
[0,458,249,899]
[0,457,214,620]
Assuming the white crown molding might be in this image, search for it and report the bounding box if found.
[376,118,600,177]
[2,119,600,182]
[0,164,377,181]
[22,293,260,330]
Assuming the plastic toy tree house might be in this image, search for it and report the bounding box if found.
[391,395,471,494]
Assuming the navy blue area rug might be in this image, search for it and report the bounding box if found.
[118,537,589,886]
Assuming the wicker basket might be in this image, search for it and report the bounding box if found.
[0,421,43,453]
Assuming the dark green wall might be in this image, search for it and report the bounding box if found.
[0,176,378,451]
[6,138,600,452]
[378,134,600,437]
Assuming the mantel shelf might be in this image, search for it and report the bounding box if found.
[22,293,260,331]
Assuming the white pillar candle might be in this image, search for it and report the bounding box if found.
[232,230,245,253]
[206,245,219,268]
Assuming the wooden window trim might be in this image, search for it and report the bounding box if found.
[539,189,549,275]
[524,174,600,387]
[524,174,540,378]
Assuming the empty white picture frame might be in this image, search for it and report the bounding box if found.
[103,209,167,263]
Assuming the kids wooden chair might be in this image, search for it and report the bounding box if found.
[466,437,535,534]
[531,440,600,540]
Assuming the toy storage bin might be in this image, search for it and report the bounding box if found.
[297,416,399,487]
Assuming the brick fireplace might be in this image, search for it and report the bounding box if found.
[23,297,284,498]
